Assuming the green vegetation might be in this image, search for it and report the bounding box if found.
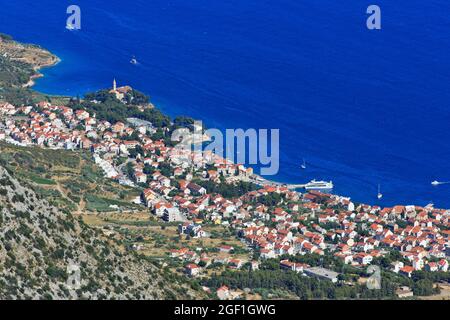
[0,33,14,41]
[0,55,34,87]
[201,268,396,300]
[69,89,171,127]
[85,194,139,212]
[253,192,285,206]
[0,55,37,105]
[195,179,259,199]
[29,175,56,185]
[0,164,197,299]
[0,142,141,213]
[68,89,199,135]
[0,32,62,106]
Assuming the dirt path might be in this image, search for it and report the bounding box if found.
[53,153,87,215]
[77,196,86,215]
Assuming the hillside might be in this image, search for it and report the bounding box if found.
[0,164,196,299]
[0,142,143,214]
[0,33,58,87]
[0,33,63,106]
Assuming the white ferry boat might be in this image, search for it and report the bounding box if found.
[304,180,333,190]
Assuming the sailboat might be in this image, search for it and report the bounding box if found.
[377,184,383,200]
[301,159,306,170]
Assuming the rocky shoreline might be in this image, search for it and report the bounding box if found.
[0,33,60,88]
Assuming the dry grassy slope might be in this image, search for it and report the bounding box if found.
[0,36,59,78]
[0,165,194,300]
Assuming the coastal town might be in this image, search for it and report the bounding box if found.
[1,81,450,299]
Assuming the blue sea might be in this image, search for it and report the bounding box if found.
[2,0,450,208]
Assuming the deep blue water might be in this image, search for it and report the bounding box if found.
[2,0,450,208]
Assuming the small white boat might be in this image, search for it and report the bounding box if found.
[377,184,383,200]
[301,159,306,170]
[431,180,449,186]
[304,180,333,190]
[130,56,138,65]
